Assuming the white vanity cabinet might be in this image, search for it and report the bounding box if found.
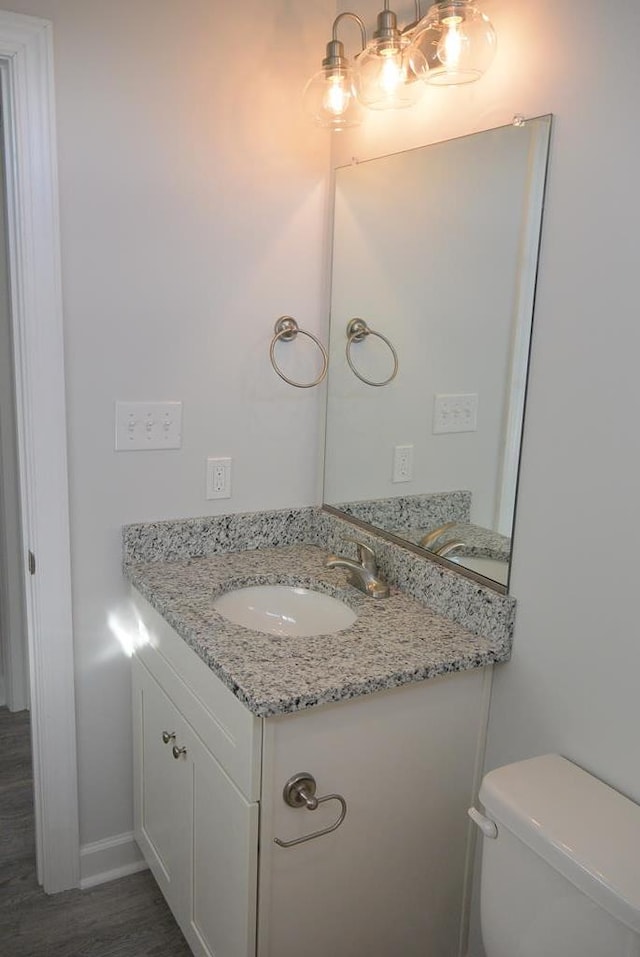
[131,590,492,957]
[132,660,259,957]
[132,593,261,957]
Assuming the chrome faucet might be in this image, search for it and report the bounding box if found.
[325,539,390,599]
[432,539,465,557]
[418,521,456,550]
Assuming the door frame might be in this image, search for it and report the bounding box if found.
[0,10,79,892]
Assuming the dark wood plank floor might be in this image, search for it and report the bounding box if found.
[0,707,192,956]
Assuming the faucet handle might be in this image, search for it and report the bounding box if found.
[344,538,377,572]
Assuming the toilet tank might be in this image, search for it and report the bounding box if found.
[477,754,640,957]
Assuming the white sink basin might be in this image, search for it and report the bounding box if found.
[213,584,357,637]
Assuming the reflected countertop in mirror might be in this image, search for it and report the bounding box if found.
[323,116,552,592]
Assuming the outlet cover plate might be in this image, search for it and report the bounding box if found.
[392,444,414,483]
[206,457,232,500]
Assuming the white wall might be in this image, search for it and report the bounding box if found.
[4,0,332,850]
[333,0,640,952]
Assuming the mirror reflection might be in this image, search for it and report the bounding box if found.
[323,116,552,591]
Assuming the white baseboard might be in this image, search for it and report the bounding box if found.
[79,831,148,889]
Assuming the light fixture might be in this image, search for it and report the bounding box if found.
[303,0,497,129]
[353,1,427,110]
[302,13,366,130]
[410,1,496,85]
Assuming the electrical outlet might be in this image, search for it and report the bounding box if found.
[115,401,182,450]
[392,444,414,483]
[433,394,478,434]
[206,457,232,500]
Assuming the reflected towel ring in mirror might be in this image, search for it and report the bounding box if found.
[346,318,399,387]
[270,316,328,389]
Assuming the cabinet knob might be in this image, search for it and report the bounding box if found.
[162,731,176,744]
[172,745,188,760]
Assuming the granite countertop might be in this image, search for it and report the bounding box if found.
[124,543,506,718]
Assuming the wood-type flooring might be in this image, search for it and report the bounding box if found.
[0,706,192,956]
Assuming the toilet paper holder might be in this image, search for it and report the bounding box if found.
[274,771,347,848]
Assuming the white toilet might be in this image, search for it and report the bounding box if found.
[470,753,640,957]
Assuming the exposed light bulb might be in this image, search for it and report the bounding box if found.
[412,1,496,85]
[355,39,427,109]
[354,4,427,111]
[437,15,466,69]
[323,74,351,116]
[380,50,404,95]
[302,13,367,131]
[303,67,363,129]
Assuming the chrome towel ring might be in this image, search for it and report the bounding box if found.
[346,318,398,387]
[270,316,328,389]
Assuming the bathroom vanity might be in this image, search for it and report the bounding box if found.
[122,109,549,957]
[125,532,510,957]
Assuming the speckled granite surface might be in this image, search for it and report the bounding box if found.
[125,544,509,717]
[315,510,515,650]
[332,491,471,530]
[123,506,516,649]
[123,507,317,563]
[329,492,509,561]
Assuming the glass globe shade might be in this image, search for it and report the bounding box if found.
[412,1,496,85]
[302,67,364,130]
[354,38,427,110]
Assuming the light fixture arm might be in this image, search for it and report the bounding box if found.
[323,12,367,69]
[402,0,423,37]
[373,0,401,43]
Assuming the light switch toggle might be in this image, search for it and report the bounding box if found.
[433,394,478,434]
[115,402,182,450]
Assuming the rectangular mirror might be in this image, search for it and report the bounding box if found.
[323,115,552,593]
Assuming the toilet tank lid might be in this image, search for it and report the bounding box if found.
[480,754,640,935]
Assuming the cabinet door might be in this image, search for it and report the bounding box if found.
[187,732,259,957]
[132,657,191,916]
[133,657,259,957]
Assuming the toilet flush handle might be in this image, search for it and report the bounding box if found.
[468,806,498,839]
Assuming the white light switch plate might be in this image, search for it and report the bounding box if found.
[433,394,478,434]
[115,401,182,450]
